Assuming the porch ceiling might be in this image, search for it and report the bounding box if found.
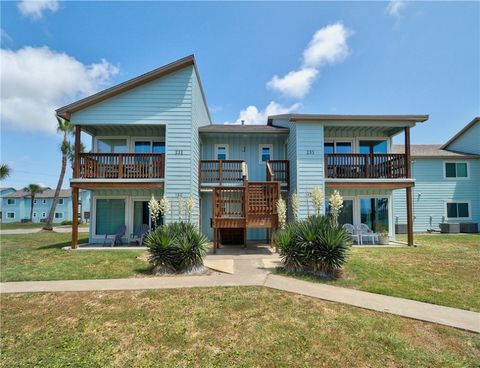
[81,124,165,137]
[324,125,407,138]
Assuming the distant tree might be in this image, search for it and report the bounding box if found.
[24,184,43,222]
[0,164,11,180]
[43,117,74,230]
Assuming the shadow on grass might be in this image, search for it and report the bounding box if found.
[37,238,88,250]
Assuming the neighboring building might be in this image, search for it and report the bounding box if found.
[0,187,17,222]
[0,188,91,224]
[57,55,428,248]
[393,117,480,232]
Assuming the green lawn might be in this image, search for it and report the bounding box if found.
[0,222,89,230]
[0,232,150,282]
[283,234,480,312]
[1,287,479,368]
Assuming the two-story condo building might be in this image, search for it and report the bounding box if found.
[0,188,90,224]
[56,55,428,249]
[393,117,480,233]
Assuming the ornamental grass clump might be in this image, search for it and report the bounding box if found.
[275,215,351,278]
[145,222,209,274]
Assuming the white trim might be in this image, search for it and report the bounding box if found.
[259,143,273,164]
[443,161,470,180]
[70,178,164,183]
[444,200,472,220]
[325,178,415,183]
[6,212,15,219]
[214,144,229,160]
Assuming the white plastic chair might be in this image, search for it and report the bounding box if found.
[343,223,361,245]
[357,223,378,245]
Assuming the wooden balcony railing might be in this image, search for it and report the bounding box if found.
[77,153,165,179]
[324,153,408,179]
[266,160,290,189]
[199,160,247,187]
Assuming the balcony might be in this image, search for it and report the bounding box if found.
[266,160,290,190]
[199,160,247,187]
[324,153,408,179]
[76,153,165,179]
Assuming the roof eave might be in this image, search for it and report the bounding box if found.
[268,114,429,124]
[440,117,480,150]
[56,55,200,121]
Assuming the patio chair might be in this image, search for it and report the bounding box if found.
[357,223,378,245]
[104,224,126,247]
[342,223,361,245]
[130,224,150,246]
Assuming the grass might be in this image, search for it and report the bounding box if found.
[0,222,89,230]
[0,232,150,282]
[280,234,480,312]
[1,287,479,368]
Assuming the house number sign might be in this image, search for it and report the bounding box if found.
[306,150,315,155]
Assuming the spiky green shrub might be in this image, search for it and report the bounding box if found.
[145,222,209,273]
[275,215,351,277]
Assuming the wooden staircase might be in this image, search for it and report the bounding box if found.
[211,181,280,253]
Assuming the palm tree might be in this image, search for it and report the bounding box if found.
[43,117,74,231]
[24,184,43,222]
[0,164,11,180]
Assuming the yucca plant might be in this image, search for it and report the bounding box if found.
[275,223,305,271]
[145,222,208,274]
[312,223,351,275]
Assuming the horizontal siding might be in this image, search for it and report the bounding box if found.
[393,158,480,232]
[296,122,325,219]
[448,121,480,155]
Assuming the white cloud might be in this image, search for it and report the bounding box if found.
[1,46,119,134]
[267,22,351,99]
[18,0,59,19]
[226,101,301,125]
[266,68,318,99]
[386,0,407,17]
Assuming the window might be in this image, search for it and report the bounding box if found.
[42,199,47,204]
[359,140,388,154]
[97,139,127,153]
[445,162,468,179]
[360,197,389,232]
[325,199,354,225]
[42,212,46,218]
[324,141,353,154]
[95,199,126,235]
[446,202,470,219]
[33,199,37,204]
[134,141,165,154]
[7,212,15,219]
[215,144,228,160]
[58,198,64,205]
[259,144,273,163]
[7,199,15,205]
[33,212,37,218]
[54,212,64,219]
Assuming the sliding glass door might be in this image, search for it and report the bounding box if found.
[360,197,389,232]
[95,199,125,235]
[326,199,354,225]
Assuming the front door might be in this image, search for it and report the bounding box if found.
[133,200,162,233]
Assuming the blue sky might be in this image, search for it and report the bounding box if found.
[1,1,479,189]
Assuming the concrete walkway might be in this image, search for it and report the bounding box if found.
[1,260,478,333]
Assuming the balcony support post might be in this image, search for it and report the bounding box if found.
[74,125,81,178]
[72,186,79,249]
[405,126,414,246]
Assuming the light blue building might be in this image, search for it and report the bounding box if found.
[393,117,480,232]
[0,187,91,224]
[57,55,430,247]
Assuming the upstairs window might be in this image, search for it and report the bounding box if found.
[445,162,468,179]
[58,198,64,205]
[359,140,388,154]
[259,144,273,163]
[134,141,165,154]
[446,202,470,219]
[97,139,127,153]
[7,199,15,205]
[215,145,228,160]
